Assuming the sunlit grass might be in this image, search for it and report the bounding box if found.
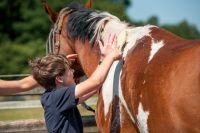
[0,105,96,121]
[0,108,43,121]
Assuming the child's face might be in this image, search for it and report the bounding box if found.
[59,68,75,86]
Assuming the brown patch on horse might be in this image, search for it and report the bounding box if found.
[96,91,113,133]
[120,105,139,133]
[146,41,200,132]
[121,36,152,113]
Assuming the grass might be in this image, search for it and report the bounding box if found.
[0,108,43,121]
[0,105,96,121]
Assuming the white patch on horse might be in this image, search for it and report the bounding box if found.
[119,102,124,126]
[101,24,157,124]
[101,20,128,46]
[137,103,150,133]
[122,25,157,58]
[89,12,121,43]
[101,61,118,116]
[143,80,146,84]
[148,40,164,63]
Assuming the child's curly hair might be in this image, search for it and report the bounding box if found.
[29,54,71,90]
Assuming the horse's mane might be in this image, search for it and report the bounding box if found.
[66,3,123,45]
[47,3,131,53]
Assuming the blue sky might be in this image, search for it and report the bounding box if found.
[126,0,200,31]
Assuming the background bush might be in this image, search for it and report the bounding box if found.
[0,0,199,75]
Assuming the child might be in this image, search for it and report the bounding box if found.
[0,54,77,95]
[29,35,121,133]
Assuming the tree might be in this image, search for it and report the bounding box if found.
[147,16,159,26]
[162,20,200,39]
[131,16,200,39]
[0,0,130,74]
[0,0,129,43]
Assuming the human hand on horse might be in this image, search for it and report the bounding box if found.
[66,54,78,62]
[99,34,122,61]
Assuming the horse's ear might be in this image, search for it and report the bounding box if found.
[41,0,58,23]
[85,0,93,9]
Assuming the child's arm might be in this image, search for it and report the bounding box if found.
[75,54,115,98]
[0,75,39,95]
[0,54,77,95]
[75,35,121,99]
[78,89,98,104]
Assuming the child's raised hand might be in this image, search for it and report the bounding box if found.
[99,34,122,61]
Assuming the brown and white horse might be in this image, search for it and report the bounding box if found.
[42,0,200,132]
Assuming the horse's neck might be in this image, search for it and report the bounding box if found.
[75,40,100,77]
[78,21,129,76]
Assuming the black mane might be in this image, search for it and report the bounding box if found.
[66,3,108,44]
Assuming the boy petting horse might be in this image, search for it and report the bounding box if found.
[0,35,121,133]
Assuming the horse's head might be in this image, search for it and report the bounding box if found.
[42,0,126,77]
[42,0,95,54]
[41,0,94,78]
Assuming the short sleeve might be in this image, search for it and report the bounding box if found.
[52,85,78,113]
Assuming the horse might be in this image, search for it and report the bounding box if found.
[42,0,200,132]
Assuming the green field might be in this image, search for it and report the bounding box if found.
[0,105,96,121]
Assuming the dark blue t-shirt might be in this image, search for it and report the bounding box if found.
[41,85,83,133]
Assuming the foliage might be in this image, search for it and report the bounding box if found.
[0,40,45,74]
[0,0,128,43]
[0,0,129,74]
[133,16,200,40]
[0,0,199,75]
[162,21,200,39]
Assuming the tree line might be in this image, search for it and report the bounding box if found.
[0,0,199,76]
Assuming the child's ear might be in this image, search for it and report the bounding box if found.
[55,76,64,83]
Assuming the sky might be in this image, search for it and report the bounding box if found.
[126,0,200,31]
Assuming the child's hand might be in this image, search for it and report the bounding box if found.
[66,54,78,62]
[99,34,122,61]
